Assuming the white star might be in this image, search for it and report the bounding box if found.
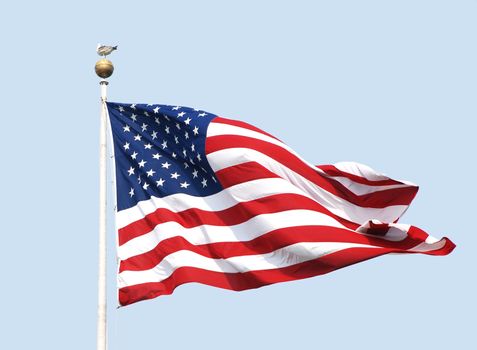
[141,123,148,131]
[134,134,142,141]
[174,135,179,144]
[192,169,198,178]
[152,153,162,159]
[170,172,180,179]
[201,178,208,187]
[143,182,149,190]
[161,140,168,149]
[118,106,125,112]
[198,112,207,117]
[164,115,170,121]
[197,153,202,161]
[184,117,192,125]
[156,178,165,187]
[127,166,135,176]
[131,151,138,160]
[212,176,217,183]
[123,142,130,150]
[189,157,195,165]
[129,188,134,197]
[161,161,171,169]
[151,131,158,139]
[182,148,187,157]
[177,111,186,117]
[123,125,131,132]
[144,143,152,150]
[153,106,160,113]
[146,169,156,177]
[191,144,195,152]
[172,152,177,158]
[175,123,181,130]
[144,111,150,117]
[172,106,181,111]
[137,176,141,184]
[165,126,170,134]
[138,159,147,168]
[184,162,189,169]
[192,126,199,135]
[180,181,190,189]
[155,117,161,124]
[130,104,136,110]
[131,113,137,121]
[184,131,189,140]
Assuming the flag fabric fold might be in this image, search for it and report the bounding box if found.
[106,102,455,306]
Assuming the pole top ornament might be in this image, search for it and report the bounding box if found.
[95,44,117,79]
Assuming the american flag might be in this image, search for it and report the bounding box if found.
[107,102,455,306]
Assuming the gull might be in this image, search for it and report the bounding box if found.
[96,44,118,57]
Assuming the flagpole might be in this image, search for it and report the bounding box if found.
[95,56,114,350]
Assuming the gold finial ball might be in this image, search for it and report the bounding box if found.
[95,59,114,79]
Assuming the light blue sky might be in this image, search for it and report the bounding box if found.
[0,1,475,349]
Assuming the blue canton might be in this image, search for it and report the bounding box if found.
[107,102,223,210]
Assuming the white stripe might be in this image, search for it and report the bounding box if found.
[425,235,439,244]
[207,148,409,224]
[118,209,348,260]
[408,239,447,253]
[208,122,290,154]
[208,122,331,176]
[334,161,416,186]
[118,242,379,288]
[208,122,413,195]
[117,174,408,232]
[329,176,412,196]
[117,178,306,228]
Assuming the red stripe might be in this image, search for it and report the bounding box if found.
[119,242,453,306]
[118,191,358,246]
[119,247,392,305]
[206,135,419,208]
[405,226,456,255]
[317,164,405,186]
[416,236,456,256]
[212,117,281,142]
[119,224,449,273]
[215,161,359,229]
[214,160,280,188]
[210,121,406,187]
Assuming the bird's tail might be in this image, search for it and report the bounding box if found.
[113,45,118,50]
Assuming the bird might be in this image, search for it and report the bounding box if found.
[96,44,118,57]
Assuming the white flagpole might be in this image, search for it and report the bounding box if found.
[97,79,108,350]
[95,55,115,350]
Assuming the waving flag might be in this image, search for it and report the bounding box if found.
[107,102,455,306]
